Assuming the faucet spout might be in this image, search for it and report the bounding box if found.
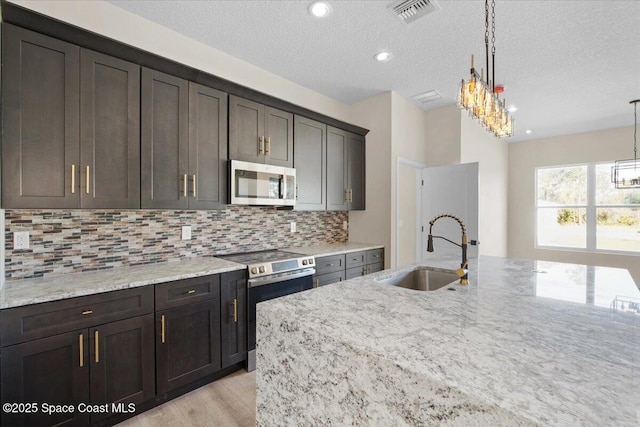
[426,214,469,285]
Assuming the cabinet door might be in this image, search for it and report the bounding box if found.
[188,83,228,209]
[89,314,155,423]
[80,49,140,209]
[156,301,221,394]
[347,132,366,210]
[1,330,90,427]
[265,106,293,167]
[229,95,264,164]
[141,68,189,209]
[326,126,349,211]
[294,116,326,210]
[220,270,247,368]
[2,24,80,209]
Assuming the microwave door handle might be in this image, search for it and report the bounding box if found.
[280,174,285,200]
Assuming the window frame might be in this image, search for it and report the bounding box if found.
[535,162,640,256]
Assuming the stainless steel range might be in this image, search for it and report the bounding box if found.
[219,250,316,371]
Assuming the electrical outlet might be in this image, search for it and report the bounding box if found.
[14,231,30,249]
[343,221,348,230]
[181,225,192,240]
[290,222,296,233]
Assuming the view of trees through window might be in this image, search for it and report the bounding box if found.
[536,163,640,252]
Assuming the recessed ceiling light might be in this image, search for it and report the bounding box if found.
[375,51,393,62]
[507,105,518,113]
[525,129,533,134]
[309,2,331,18]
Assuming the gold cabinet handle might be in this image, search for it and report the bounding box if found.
[314,279,319,288]
[94,330,99,363]
[183,174,188,197]
[258,136,264,154]
[232,299,238,323]
[71,164,76,194]
[161,314,166,344]
[344,189,349,202]
[82,310,93,316]
[265,137,271,155]
[79,333,84,367]
[192,174,197,198]
[85,166,90,194]
[187,289,196,294]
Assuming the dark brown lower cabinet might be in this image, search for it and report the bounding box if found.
[155,300,221,395]
[220,270,247,368]
[89,314,155,423]
[1,314,154,426]
[1,330,90,427]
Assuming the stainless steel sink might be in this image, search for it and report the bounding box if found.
[376,268,459,291]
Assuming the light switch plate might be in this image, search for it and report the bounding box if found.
[14,231,30,249]
[181,225,192,240]
[290,222,296,233]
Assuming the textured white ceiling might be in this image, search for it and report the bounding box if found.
[107,0,640,143]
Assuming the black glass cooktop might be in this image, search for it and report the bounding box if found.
[219,250,306,265]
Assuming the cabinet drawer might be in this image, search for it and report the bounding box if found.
[313,271,344,287]
[345,251,366,269]
[155,275,220,311]
[367,262,384,275]
[366,249,384,265]
[0,287,153,346]
[314,254,345,275]
[346,266,366,280]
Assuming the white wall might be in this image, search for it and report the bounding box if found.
[508,126,640,284]
[8,0,351,122]
[423,104,461,167]
[349,92,393,268]
[460,114,509,256]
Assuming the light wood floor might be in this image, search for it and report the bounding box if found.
[117,370,256,427]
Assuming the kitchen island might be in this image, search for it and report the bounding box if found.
[256,256,640,426]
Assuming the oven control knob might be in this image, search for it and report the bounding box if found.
[302,259,308,265]
[308,258,314,265]
[259,266,265,273]
[250,267,258,275]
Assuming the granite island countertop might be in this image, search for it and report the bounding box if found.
[0,257,245,309]
[256,256,640,426]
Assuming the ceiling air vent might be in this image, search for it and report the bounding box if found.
[389,0,439,24]
[411,90,442,104]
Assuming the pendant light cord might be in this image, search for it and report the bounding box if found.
[484,0,489,86]
[491,0,496,91]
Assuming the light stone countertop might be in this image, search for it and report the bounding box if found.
[256,256,640,426]
[0,257,245,309]
[286,242,384,257]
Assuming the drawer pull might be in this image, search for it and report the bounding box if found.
[82,310,93,316]
[85,165,90,194]
[233,299,238,323]
[183,174,188,198]
[161,315,166,344]
[187,289,196,294]
[95,330,99,363]
[192,174,197,198]
[71,164,76,194]
[79,333,84,367]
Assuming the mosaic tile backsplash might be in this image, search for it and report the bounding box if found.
[5,208,348,280]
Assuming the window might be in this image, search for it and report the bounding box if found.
[536,163,640,253]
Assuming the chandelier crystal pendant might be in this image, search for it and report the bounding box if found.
[457,0,513,138]
[611,99,640,189]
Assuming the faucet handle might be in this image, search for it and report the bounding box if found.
[456,267,468,278]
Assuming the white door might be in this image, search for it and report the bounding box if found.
[421,163,479,261]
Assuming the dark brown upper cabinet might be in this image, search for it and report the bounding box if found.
[229,95,293,167]
[188,82,228,210]
[327,126,365,211]
[141,70,228,209]
[80,49,141,209]
[141,68,190,209]
[1,24,141,209]
[294,116,327,210]
[2,24,80,209]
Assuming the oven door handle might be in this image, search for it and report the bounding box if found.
[248,268,316,288]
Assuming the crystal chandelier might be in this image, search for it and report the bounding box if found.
[611,100,640,189]
[457,0,513,138]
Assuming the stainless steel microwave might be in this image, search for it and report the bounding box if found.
[230,160,296,207]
